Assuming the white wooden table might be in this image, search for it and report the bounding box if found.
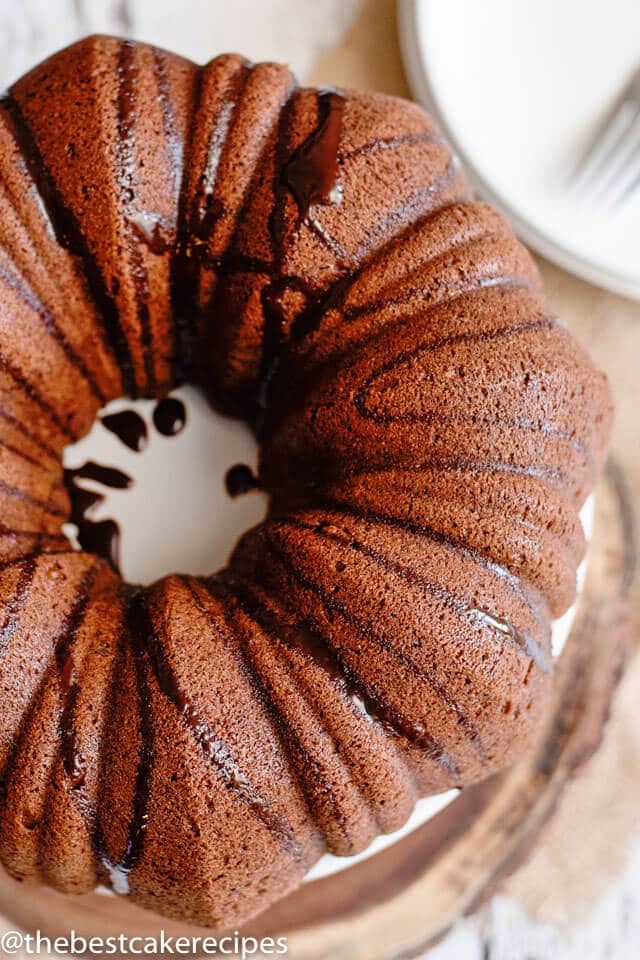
[0,1,638,958]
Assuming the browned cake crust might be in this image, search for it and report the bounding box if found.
[0,36,613,927]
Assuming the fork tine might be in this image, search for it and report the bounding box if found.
[591,108,640,204]
[571,63,640,206]
[572,98,639,192]
[608,141,640,209]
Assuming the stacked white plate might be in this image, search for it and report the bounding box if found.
[398,0,640,300]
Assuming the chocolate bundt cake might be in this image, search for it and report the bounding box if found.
[0,36,612,927]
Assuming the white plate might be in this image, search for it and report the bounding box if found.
[63,386,267,585]
[398,0,640,300]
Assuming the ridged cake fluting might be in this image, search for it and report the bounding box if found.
[0,36,612,927]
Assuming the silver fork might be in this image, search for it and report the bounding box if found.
[572,63,640,210]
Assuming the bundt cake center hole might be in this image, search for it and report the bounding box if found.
[62,385,266,584]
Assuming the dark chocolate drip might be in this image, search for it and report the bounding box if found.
[255,104,454,412]
[63,591,156,895]
[115,41,157,394]
[60,679,87,791]
[292,505,551,673]
[225,464,260,497]
[284,186,462,352]
[100,410,148,452]
[150,47,191,386]
[287,173,459,354]
[263,524,488,764]
[351,315,594,472]
[67,485,105,526]
[284,90,345,218]
[254,159,461,422]
[191,62,251,243]
[172,62,252,382]
[153,396,186,436]
[255,94,301,422]
[0,259,106,405]
[257,279,298,418]
[54,616,114,886]
[0,350,77,443]
[64,462,131,572]
[193,195,225,243]
[0,95,136,396]
[56,564,102,790]
[75,520,120,574]
[254,91,346,418]
[0,562,98,807]
[209,578,356,843]
[65,462,132,491]
[143,578,304,860]
[107,589,156,890]
[168,65,206,384]
[225,575,459,780]
[60,605,152,897]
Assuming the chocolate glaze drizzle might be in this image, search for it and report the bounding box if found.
[66,462,132,491]
[56,588,156,896]
[101,410,148,452]
[106,589,157,893]
[208,577,355,842]
[65,392,188,576]
[153,396,186,436]
[64,462,132,572]
[225,464,260,498]
[284,90,345,217]
[262,528,486,765]
[225,574,459,781]
[0,94,137,396]
[115,40,158,394]
[144,578,304,861]
[0,38,606,922]
[253,90,347,424]
[75,519,120,573]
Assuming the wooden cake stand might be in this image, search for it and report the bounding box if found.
[0,461,634,960]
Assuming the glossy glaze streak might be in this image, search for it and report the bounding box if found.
[0,35,613,929]
[152,396,186,436]
[101,410,148,452]
[225,463,260,497]
[64,462,132,571]
[284,90,345,217]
